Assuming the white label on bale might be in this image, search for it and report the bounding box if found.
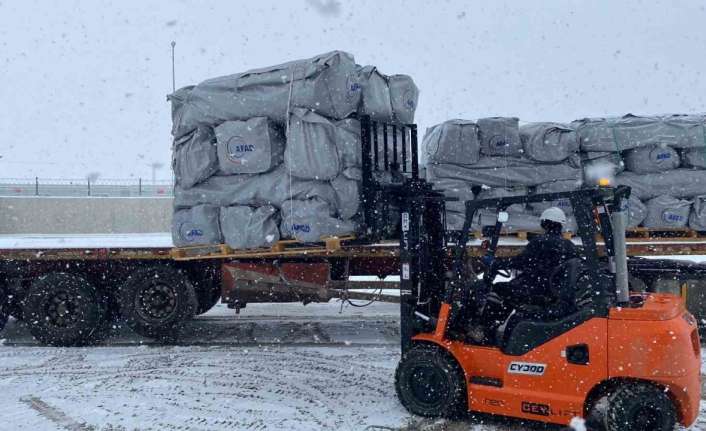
[402,212,410,232]
[402,263,410,280]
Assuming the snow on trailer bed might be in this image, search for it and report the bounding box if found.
[0,233,174,260]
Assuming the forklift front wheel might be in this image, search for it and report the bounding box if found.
[394,345,467,418]
[605,383,676,431]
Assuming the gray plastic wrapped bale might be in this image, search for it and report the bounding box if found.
[529,180,583,216]
[334,118,362,170]
[174,165,338,210]
[643,195,692,228]
[357,66,419,124]
[173,126,218,188]
[172,205,221,247]
[470,209,542,233]
[424,120,480,165]
[215,118,284,174]
[623,145,680,174]
[427,156,582,188]
[519,123,578,163]
[280,198,357,242]
[478,117,522,157]
[284,108,341,180]
[682,148,706,169]
[220,205,280,249]
[471,187,542,233]
[582,152,624,182]
[170,51,361,138]
[331,174,360,220]
[432,178,475,215]
[333,119,407,173]
[689,196,706,230]
[625,196,647,228]
[615,169,706,200]
[573,114,706,152]
[662,114,706,149]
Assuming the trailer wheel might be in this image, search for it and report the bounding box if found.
[605,383,676,431]
[118,266,197,340]
[395,345,467,418]
[23,273,106,346]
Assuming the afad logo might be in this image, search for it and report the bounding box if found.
[345,76,362,103]
[655,151,672,161]
[489,135,510,148]
[292,223,311,233]
[662,211,685,223]
[179,222,204,243]
[226,136,255,162]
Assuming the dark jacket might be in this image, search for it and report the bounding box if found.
[497,231,579,298]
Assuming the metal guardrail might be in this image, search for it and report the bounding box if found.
[0,178,174,197]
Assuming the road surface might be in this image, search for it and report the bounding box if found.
[0,302,703,430]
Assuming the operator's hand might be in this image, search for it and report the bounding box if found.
[481,255,495,268]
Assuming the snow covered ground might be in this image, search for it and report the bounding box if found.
[0,301,703,430]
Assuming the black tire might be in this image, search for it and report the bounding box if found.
[394,345,467,418]
[23,273,106,346]
[605,383,676,431]
[118,266,197,340]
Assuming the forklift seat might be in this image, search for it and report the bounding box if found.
[499,258,596,356]
[500,308,593,355]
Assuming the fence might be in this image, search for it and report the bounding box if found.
[0,178,174,197]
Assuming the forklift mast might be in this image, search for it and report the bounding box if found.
[358,116,449,353]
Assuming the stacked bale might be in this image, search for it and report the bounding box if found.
[424,119,583,233]
[574,114,706,229]
[170,51,418,248]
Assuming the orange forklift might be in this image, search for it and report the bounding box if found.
[392,182,701,430]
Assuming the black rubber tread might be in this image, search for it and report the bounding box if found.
[23,272,106,346]
[394,344,467,418]
[118,266,197,340]
[605,382,676,431]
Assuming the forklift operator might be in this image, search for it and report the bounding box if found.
[484,207,579,318]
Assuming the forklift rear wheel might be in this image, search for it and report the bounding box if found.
[395,345,467,418]
[23,273,106,346]
[605,383,676,431]
[118,266,197,340]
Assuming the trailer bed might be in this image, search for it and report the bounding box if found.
[3,232,706,262]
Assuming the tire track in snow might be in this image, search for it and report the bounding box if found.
[21,397,91,431]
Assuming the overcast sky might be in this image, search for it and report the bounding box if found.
[2,0,705,180]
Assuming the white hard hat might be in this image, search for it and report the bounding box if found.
[540,207,567,224]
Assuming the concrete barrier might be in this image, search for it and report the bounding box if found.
[0,197,172,234]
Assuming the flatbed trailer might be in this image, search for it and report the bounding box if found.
[2,117,706,346]
[1,232,706,346]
